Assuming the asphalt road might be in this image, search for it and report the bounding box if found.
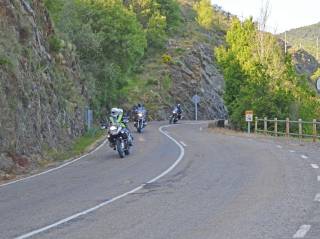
[1,121,320,239]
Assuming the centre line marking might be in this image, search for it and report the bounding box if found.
[276,145,283,149]
[180,141,187,147]
[317,176,320,181]
[311,164,319,169]
[14,123,190,239]
[301,155,308,159]
[314,193,320,202]
[293,225,311,238]
[289,150,296,153]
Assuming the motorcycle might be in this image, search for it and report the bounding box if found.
[103,120,132,158]
[169,108,181,124]
[134,109,147,133]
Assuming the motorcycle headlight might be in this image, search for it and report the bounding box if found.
[109,126,118,135]
[138,113,143,117]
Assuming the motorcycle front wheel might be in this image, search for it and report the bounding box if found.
[116,139,125,158]
[169,116,173,124]
[124,146,130,155]
[137,120,143,133]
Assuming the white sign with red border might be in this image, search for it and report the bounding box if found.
[245,110,253,122]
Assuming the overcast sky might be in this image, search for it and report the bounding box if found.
[212,0,320,33]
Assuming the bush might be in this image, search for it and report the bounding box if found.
[48,36,62,52]
[0,56,12,66]
[162,54,172,64]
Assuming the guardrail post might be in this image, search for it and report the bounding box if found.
[264,117,267,135]
[286,118,290,138]
[313,119,317,143]
[274,118,278,136]
[255,117,258,133]
[298,118,302,142]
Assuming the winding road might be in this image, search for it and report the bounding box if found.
[1,122,320,239]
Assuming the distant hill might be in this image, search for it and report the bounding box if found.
[278,22,320,61]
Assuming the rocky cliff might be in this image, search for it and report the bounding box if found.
[169,42,227,120]
[124,1,229,121]
[292,48,319,77]
[0,0,86,176]
[278,39,319,78]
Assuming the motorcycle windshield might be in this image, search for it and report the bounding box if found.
[110,120,121,128]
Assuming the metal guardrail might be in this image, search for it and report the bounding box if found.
[254,117,319,142]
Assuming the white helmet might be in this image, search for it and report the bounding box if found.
[111,108,119,118]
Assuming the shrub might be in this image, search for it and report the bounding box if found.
[0,56,12,66]
[162,54,172,64]
[48,36,62,52]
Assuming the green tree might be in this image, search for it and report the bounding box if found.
[146,12,167,48]
[44,0,65,22]
[156,0,182,31]
[50,0,147,113]
[216,18,320,129]
[129,0,159,27]
[193,0,214,29]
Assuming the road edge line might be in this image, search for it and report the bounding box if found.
[0,138,108,188]
[14,124,187,239]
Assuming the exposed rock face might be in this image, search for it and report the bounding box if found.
[169,43,228,120]
[0,0,86,174]
[292,48,319,77]
[278,39,319,78]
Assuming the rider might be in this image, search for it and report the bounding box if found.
[110,108,126,128]
[133,103,147,125]
[176,104,182,119]
[109,108,133,145]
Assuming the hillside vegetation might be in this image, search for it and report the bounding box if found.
[216,18,320,129]
[279,22,320,61]
[0,0,88,176]
[45,0,182,118]
[44,0,231,120]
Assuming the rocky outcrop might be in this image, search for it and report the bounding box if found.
[278,39,319,78]
[292,48,319,77]
[0,0,86,175]
[169,43,228,120]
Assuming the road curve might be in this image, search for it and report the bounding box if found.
[1,122,320,239]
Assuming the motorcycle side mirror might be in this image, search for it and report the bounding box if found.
[100,122,107,129]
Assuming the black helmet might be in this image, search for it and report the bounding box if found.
[137,103,142,107]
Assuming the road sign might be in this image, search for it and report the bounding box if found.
[192,95,201,104]
[316,78,320,92]
[192,95,201,121]
[245,110,253,122]
[245,110,253,134]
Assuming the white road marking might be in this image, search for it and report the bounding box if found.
[180,141,187,147]
[276,145,283,149]
[311,164,319,169]
[199,127,203,131]
[317,176,320,182]
[301,155,308,159]
[293,225,311,238]
[15,124,187,239]
[289,150,296,153]
[0,138,108,189]
[314,193,320,202]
